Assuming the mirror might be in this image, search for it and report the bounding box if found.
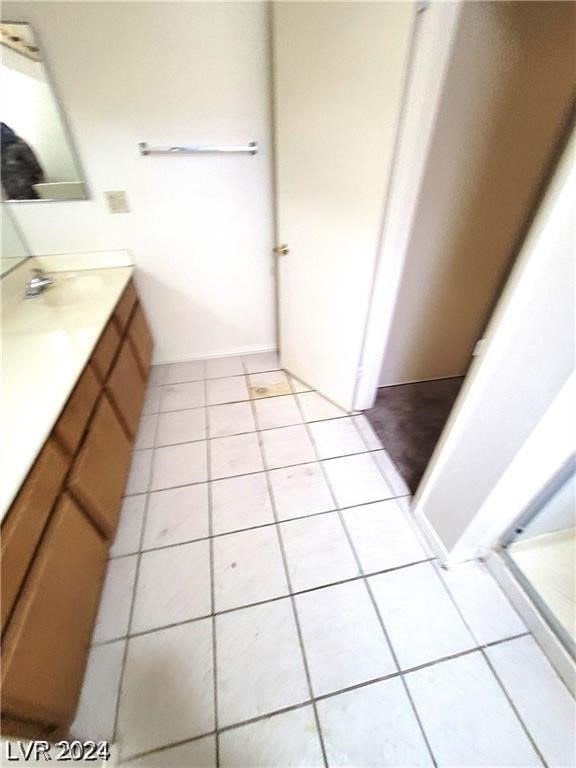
[1,22,87,202]
[1,204,30,276]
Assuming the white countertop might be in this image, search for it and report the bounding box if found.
[1,255,133,520]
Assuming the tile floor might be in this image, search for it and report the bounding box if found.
[72,354,576,767]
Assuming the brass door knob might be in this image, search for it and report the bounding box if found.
[273,244,290,256]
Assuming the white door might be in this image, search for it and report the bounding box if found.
[272,1,415,410]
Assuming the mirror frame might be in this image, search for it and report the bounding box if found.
[1,19,90,204]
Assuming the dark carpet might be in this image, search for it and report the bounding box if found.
[366,377,465,494]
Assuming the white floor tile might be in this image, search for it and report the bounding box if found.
[155,408,206,447]
[438,561,526,645]
[160,381,205,412]
[150,441,207,491]
[142,386,162,415]
[296,581,395,696]
[125,450,153,495]
[134,413,158,450]
[486,635,575,767]
[323,454,393,508]
[210,433,263,480]
[216,599,309,727]
[369,562,475,670]
[206,376,249,406]
[254,395,302,430]
[342,499,428,573]
[242,351,280,374]
[93,556,138,643]
[125,736,216,767]
[268,463,334,521]
[281,512,359,592]
[220,706,323,768]
[131,540,211,633]
[117,620,214,760]
[260,425,316,470]
[351,414,382,450]
[289,376,312,393]
[213,526,288,611]
[211,473,274,535]
[165,360,205,384]
[208,402,255,438]
[406,652,542,767]
[371,449,411,497]
[110,495,146,557]
[317,678,433,768]
[71,640,125,741]
[148,365,169,387]
[248,371,291,399]
[206,356,244,379]
[297,392,346,422]
[308,417,367,460]
[144,484,209,549]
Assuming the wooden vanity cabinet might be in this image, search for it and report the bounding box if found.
[0,439,69,632]
[0,277,153,739]
[1,493,107,728]
[129,303,153,378]
[67,393,132,538]
[53,365,101,455]
[105,337,146,438]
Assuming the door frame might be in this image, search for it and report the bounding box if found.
[353,1,462,412]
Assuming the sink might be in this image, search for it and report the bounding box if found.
[42,273,106,307]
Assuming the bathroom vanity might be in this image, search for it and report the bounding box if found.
[0,256,153,740]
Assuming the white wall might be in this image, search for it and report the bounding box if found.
[5,1,275,363]
[414,129,575,556]
[1,206,30,275]
[1,45,80,182]
[378,1,575,386]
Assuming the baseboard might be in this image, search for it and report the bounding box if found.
[485,550,576,696]
[153,345,277,366]
[412,507,450,563]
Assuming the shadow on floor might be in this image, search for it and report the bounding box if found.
[366,377,465,494]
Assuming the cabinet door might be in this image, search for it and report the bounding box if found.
[128,303,153,380]
[91,318,121,383]
[1,439,69,632]
[68,394,132,538]
[1,493,107,727]
[53,365,100,455]
[113,280,137,334]
[105,338,146,438]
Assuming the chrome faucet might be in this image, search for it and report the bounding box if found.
[25,268,54,297]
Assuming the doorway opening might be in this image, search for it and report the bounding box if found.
[364,1,575,494]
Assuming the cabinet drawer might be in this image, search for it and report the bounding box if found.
[53,365,100,455]
[105,338,146,438]
[1,439,69,633]
[128,303,153,380]
[1,493,107,727]
[113,280,137,334]
[68,394,132,538]
[91,318,121,383]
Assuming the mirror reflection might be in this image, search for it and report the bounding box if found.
[1,22,87,202]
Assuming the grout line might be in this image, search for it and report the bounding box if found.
[204,376,220,768]
[248,372,329,768]
[91,555,438,646]
[123,458,404,502]
[430,560,548,766]
[291,379,439,768]
[108,498,419,561]
[117,630,534,766]
[111,394,162,748]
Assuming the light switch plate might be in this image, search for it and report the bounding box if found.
[105,190,130,214]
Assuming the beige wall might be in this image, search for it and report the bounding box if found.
[6,2,275,364]
[379,1,575,386]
